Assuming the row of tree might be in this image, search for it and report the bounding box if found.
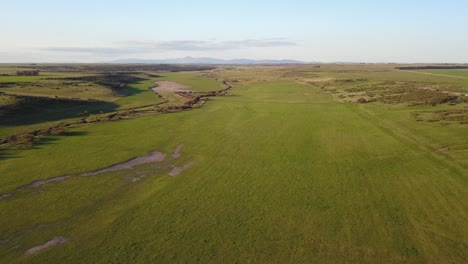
[16,70,39,76]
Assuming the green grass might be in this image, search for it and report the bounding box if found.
[0,75,466,263]
[0,76,50,83]
[0,77,162,138]
[0,72,225,139]
[422,69,468,78]
[358,103,468,167]
[0,82,117,101]
[113,78,164,109]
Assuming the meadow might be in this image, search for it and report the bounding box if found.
[0,64,466,263]
[421,69,468,78]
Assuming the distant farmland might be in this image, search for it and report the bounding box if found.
[421,69,468,78]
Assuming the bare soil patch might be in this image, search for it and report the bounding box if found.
[24,236,67,255]
[20,175,71,189]
[152,81,191,94]
[0,193,11,199]
[1,150,167,199]
[172,144,184,159]
[437,147,450,152]
[1,144,196,198]
[81,151,166,176]
[169,162,194,176]
[150,81,194,107]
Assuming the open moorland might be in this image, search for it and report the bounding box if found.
[0,64,467,263]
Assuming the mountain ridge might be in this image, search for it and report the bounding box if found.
[105,56,307,64]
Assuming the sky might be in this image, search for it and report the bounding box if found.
[1,0,467,63]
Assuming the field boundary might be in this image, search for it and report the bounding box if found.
[396,69,468,79]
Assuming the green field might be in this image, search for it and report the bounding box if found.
[421,69,468,78]
[0,69,222,138]
[0,76,51,83]
[0,65,467,263]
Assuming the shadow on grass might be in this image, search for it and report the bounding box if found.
[60,131,89,137]
[0,79,153,127]
[0,98,119,126]
[0,149,20,161]
[124,82,148,97]
[31,132,90,150]
[0,132,89,162]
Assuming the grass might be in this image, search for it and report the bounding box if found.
[112,78,164,109]
[0,94,17,106]
[0,76,50,83]
[0,67,466,263]
[0,77,161,138]
[422,69,468,78]
[0,81,117,101]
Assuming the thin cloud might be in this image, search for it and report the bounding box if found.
[124,39,297,51]
[43,39,297,54]
[43,47,141,55]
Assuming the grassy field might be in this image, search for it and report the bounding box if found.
[0,65,467,263]
[113,78,163,109]
[0,70,224,141]
[0,76,51,83]
[421,69,468,78]
[0,82,116,101]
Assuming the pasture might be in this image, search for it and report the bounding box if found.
[422,69,468,78]
[0,64,466,263]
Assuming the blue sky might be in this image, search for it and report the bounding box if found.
[1,0,467,62]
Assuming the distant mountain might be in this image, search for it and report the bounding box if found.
[106,56,306,65]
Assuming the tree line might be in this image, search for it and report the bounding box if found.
[16,70,39,76]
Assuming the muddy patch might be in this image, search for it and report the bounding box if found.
[151,81,194,105]
[0,150,167,199]
[437,146,450,152]
[24,236,67,255]
[169,162,194,176]
[1,144,193,199]
[81,151,166,176]
[19,175,71,190]
[0,193,12,199]
[172,144,184,159]
[152,81,191,94]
